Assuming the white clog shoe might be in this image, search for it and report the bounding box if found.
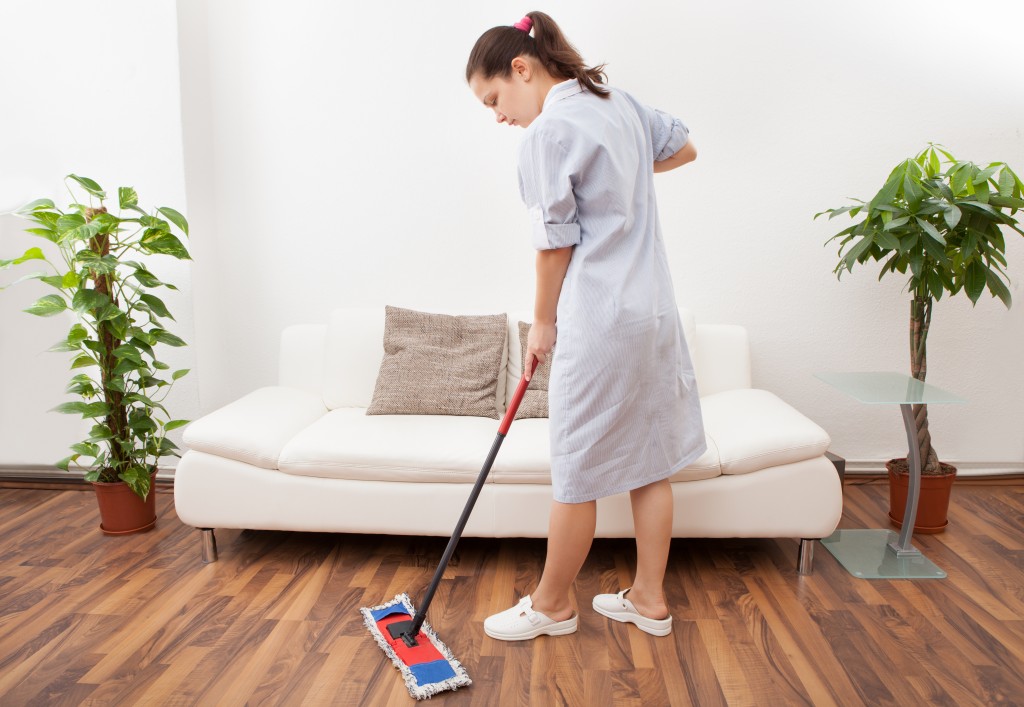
[484,595,578,641]
[592,588,673,636]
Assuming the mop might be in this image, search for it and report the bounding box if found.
[361,359,538,699]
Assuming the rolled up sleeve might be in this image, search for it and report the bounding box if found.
[518,130,581,250]
[642,105,690,162]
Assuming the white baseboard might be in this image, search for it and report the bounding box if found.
[1,461,1020,482]
[842,460,1024,477]
[0,465,176,481]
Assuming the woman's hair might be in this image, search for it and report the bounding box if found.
[465,11,610,99]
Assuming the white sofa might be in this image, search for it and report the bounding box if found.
[174,307,842,573]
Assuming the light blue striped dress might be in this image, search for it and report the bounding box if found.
[518,79,707,504]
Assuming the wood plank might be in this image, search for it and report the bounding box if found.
[0,483,1022,704]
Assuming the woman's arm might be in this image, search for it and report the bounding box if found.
[526,246,574,381]
[653,140,697,173]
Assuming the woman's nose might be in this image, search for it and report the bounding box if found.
[495,112,507,124]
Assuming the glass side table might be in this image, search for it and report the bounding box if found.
[814,372,967,579]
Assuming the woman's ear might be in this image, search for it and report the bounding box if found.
[510,56,531,81]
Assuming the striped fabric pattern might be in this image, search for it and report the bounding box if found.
[517,80,707,504]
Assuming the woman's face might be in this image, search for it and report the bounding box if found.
[469,58,544,128]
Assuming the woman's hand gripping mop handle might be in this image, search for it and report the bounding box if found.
[390,358,540,646]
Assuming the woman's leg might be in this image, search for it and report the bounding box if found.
[626,478,673,619]
[528,499,597,621]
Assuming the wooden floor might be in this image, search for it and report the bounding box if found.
[0,481,1022,706]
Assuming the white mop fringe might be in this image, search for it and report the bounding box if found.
[360,592,472,700]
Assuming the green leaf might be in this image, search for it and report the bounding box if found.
[951,165,972,195]
[50,401,109,417]
[67,174,106,199]
[71,442,100,458]
[870,164,905,213]
[118,465,151,500]
[129,416,158,434]
[916,217,946,244]
[24,228,58,243]
[62,271,80,288]
[141,231,191,260]
[883,216,911,231]
[997,168,1014,198]
[157,207,189,236]
[113,359,144,376]
[163,419,191,432]
[71,354,97,369]
[984,269,1012,308]
[131,268,164,288]
[25,294,67,317]
[113,344,144,366]
[921,232,948,264]
[964,261,986,304]
[15,198,56,214]
[989,195,1024,209]
[943,206,962,230]
[139,293,174,320]
[118,187,138,209]
[60,221,102,244]
[973,165,999,185]
[71,288,111,314]
[172,368,190,380]
[875,231,900,250]
[959,201,1002,218]
[153,330,187,347]
[928,149,941,177]
[87,424,114,442]
[0,270,46,292]
[904,172,924,210]
[0,247,47,269]
[49,337,82,353]
[68,323,90,343]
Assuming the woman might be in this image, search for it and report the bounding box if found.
[467,11,706,641]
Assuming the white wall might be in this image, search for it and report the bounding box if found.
[0,0,198,473]
[3,0,1021,476]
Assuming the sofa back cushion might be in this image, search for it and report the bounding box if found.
[322,307,508,414]
[366,306,507,419]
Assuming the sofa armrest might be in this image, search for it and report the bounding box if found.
[182,386,328,469]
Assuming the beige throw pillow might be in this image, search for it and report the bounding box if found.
[514,321,553,419]
[367,306,507,419]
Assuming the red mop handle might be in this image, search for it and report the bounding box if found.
[498,357,539,435]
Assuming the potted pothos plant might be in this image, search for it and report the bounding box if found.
[1,174,192,534]
[817,145,1023,532]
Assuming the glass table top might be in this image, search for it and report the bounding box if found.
[814,372,967,405]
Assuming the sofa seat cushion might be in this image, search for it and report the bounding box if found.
[700,389,831,475]
[277,408,721,484]
[490,418,721,483]
[182,386,329,470]
[279,408,503,482]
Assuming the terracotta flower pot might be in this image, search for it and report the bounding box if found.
[91,469,158,535]
[886,458,957,534]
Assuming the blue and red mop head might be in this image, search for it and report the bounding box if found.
[360,593,471,699]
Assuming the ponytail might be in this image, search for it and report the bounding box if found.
[466,11,610,99]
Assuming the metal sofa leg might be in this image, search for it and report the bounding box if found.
[200,528,218,563]
[797,538,815,575]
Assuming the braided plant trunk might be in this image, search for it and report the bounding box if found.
[909,296,941,474]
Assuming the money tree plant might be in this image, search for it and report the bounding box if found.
[817,145,1023,475]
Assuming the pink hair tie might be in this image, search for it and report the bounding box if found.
[513,16,533,32]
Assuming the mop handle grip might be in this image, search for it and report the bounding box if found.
[498,358,539,435]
